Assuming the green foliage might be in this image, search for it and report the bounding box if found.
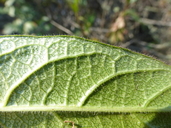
[126,0,138,4]
[66,0,80,14]
[1,0,51,35]
[1,0,95,36]
[0,35,171,128]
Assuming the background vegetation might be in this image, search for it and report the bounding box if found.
[0,0,171,64]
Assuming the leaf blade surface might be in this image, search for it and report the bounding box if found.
[0,35,171,127]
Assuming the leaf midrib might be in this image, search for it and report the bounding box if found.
[1,106,171,112]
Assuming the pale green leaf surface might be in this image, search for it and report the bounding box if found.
[0,112,171,128]
[0,35,171,128]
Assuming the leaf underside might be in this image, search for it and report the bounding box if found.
[0,35,171,128]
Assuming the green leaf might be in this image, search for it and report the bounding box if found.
[0,35,171,128]
[67,0,80,14]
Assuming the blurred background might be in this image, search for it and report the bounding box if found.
[0,0,171,64]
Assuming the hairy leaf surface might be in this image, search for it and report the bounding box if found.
[0,35,171,128]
